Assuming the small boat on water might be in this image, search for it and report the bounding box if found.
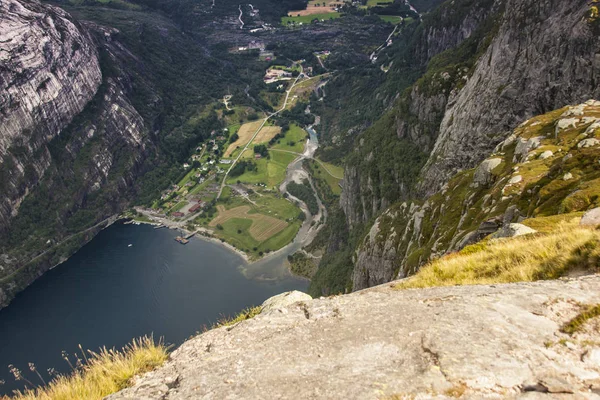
[175,236,189,245]
[128,244,133,247]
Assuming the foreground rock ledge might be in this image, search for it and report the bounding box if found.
[108,276,600,399]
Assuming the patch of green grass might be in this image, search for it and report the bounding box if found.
[378,15,403,24]
[252,193,301,220]
[226,151,295,187]
[212,193,303,256]
[366,0,392,5]
[12,337,167,400]
[271,124,307,153]
[562,304,600,335]
[176,168,196,189]
[282,12,340,25]
[521,212,584,233]
[259,221,302,251]
[311,158,343,195]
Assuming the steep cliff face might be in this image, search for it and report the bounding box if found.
[0,0,102,230]
[0,1,154,308]
[353,100,600,290]
[339,0,501,227]
[418,0,600,196]
[341,0,600,228]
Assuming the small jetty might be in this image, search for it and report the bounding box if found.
[175,236,189,245]
[183,230,198,240]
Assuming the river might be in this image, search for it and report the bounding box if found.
[0,222,307,395]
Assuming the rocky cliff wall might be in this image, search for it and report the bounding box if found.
[341,0,600,228]
[418,0,600,196]
[0,0,103,230]
[0,0,154,309]
[110,276,600,399]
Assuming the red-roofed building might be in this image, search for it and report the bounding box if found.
[172,212,184,217]
[189,203,203,213]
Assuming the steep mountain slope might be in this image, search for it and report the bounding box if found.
[0,0,155,307]
[341,0,600,226]
[309,0,600,295]
[354,100,600,289]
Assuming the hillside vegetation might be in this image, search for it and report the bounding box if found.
[395,222,600,290]
[351,100,600,290]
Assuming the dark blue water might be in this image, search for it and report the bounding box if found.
[0,222,307,395]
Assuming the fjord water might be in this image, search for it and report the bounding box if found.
[0,222,307,395]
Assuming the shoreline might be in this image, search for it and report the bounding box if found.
[123,216,251,263]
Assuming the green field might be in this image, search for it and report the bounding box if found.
[282,12,341,25]
[313,158,344,195]
[211,193,302,257]
[366,0,393,6]
[271,124,307,153]
[378,15,403,24]
[226,151,296,187]
[216,219,301,256]
[176,168,196,190]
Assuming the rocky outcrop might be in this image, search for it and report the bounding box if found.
[418,0,600,196]
[0,0,102,230]
[109,275,600,399]
[353,101,600,290]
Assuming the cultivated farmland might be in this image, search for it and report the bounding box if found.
[224,120,263,157]
[210,205,288,241]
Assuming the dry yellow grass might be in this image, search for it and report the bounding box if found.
[254,126,281,144]
[209,205,288,241]
[9,337,167,400]
[395,224,600,290]
[224,121,263,157]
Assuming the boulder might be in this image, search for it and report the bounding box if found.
[580,207,600,227]
[261,291,312,313]
[508,175,522,184]
[492,223,537,239]
[577,138,600,148]
[472,158,502,187]
[538,150,553,160]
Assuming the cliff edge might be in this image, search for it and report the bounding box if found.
[109,276,600,399]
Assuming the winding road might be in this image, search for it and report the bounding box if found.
[216,64,304,199]
[238,4,244,29]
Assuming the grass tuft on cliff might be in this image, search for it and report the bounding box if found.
[213,306,263,328]
[9,336,167,400]
[394,224,600,290]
